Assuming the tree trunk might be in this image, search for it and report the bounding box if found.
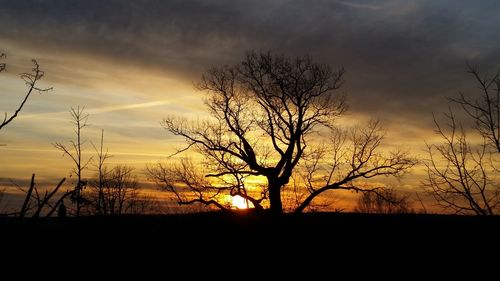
[268,181,283,214]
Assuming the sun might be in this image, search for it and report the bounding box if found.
[231,195,251,209]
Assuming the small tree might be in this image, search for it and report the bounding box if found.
[1,53,52,131]
[90,129,112,215]
[88,165,141,215]
[355,188,411,214]
[54,106,92,217]
[86,130,153,215]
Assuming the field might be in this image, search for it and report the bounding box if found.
[2,212,499,260]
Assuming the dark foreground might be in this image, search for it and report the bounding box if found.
[1,212,499,269]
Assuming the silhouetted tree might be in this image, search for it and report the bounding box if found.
[85,131,154,215]
[0,54,52,131]
[90,129,111,215]
[156,51,414,213]
[54,107,92,217]
[355,188,411,214]
[88,165,141,215]
[425,66,500,215]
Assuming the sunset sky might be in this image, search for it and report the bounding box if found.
[2,0,500,210]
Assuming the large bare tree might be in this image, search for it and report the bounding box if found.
[155,52,414,214]
[0,53,52,131]
[425,66,500,215]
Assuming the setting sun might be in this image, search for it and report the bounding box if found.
[231,195,251,209]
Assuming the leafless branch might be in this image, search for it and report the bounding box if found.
[295,121,415,213]
[424,107,499,215]
[450,64,500,153]
[0,59,52,130]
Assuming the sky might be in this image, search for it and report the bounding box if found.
[1,0,500,210]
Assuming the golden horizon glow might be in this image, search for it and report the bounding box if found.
[230,195,251,209]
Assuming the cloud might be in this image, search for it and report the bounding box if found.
[2,1,499,114]
[17,100,172,119]
[335,0,381,10]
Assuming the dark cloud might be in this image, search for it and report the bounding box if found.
[2,0,500,124]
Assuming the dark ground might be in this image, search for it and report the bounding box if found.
[1,212,499,273]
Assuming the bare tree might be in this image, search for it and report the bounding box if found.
[87,165,141,215]
[90,129,112,215]
[54,106,92,217]
[156,51,414,213]
[425,109,499,215]
[85,131,154,215]
[0,54,52,130]
[355,188,411,214]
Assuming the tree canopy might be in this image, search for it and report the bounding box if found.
[149,51,415,213]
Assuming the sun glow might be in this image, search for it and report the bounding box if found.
[231,195,251,209]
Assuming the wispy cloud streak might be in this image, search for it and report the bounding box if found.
[17,100,171,119]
